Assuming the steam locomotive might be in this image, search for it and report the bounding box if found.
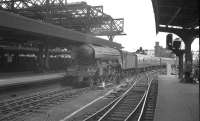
[65,44,175,86]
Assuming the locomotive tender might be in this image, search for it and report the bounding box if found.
[65,44,175,86]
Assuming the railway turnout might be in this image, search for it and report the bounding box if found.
[79,71,158,121]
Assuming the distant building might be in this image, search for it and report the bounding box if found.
[154,42,175,58]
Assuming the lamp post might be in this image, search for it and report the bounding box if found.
[166,34,184,79]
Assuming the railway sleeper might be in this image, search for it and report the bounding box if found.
[132,90,146,94]
[111,111,130,116]
[108,115,126,121]
[118,103,137,108]
[121,100,138,104]
[143,114,154,119]
[115,105,133,110]
[122,98,142,103]
[113,107,132,112]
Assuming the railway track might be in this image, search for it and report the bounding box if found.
[0,71,157,121]
[137,79,158,121]
[0,87,89,121]
[82,71,157,121]
[65,74,140,121]
[81,78,137,121]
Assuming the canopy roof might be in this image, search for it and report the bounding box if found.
[152,0,199,30]
[0,10,122,49]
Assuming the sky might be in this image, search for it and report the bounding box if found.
[68,0,199,52]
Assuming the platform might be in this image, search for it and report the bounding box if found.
[0,72,65,87]
[154,75,199,121]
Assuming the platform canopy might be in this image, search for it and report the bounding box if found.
[0,1,125,41]
[151,0,199,37]
[151,0,199,82]
[0,10,122,49]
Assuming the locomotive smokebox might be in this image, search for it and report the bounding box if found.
[71,44,95,65]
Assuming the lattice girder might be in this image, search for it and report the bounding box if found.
[0,0,124,37]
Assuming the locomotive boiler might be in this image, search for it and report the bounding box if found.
[65,44,122,85]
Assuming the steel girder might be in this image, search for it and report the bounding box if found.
[0,1,124,38]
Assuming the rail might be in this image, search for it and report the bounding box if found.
[97,76,150,121]
[0,87,89,121]
[83,79,138,121]
[81,71,156,121]
[125,77,153,121]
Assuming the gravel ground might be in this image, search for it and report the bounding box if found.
[19,87,113,121]
[61,76,137,121]
[18,76,136,121]
[1,75,137,121]
[0,82,63,101]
